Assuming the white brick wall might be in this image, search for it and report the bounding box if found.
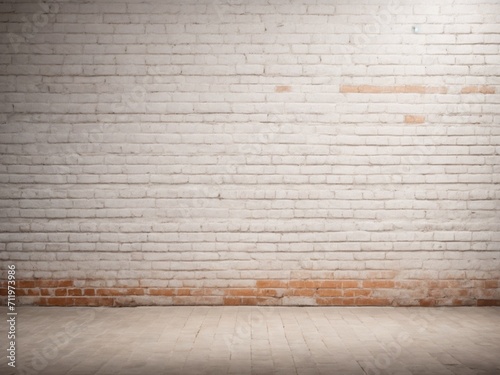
[0,0,499,306]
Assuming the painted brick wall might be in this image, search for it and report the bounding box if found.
[1,0,499,307]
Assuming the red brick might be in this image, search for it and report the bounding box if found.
[225,288,256,296]
[461,85,495,94]
[344,289,371,297]
[317,281,343,288]
[341,281,359,288]
[37,280,60,288]
[57,280,74,287]
[190,288,212,296]
[275,85,292,93]
[223,297,241,305]
[74,297,114,307]
[484,280,498,289]
[68,288,83,296]
[256,280,288,288]
[40,297,74,306]
[17,289,39,296]
[362,280,395,288]
[316,289,343,297]
[289,280,320,288]
[477,299,500,306]
[18,280,36,288]
[404,115,425,124]
[256,289,278,297]
[355,298,391,306]
[419,299,436,307]
[149,288,175,296]
[126,288,145,295]
[340,85,447,94]
[342,298,357,305]
[54,288,67,296]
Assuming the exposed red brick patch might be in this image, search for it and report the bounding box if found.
[477,299,500,306]
[404,115,425,124]
[54,288,67,296]
[484,280,498,289]
[96,288,144,296]
[190,288,214,296]
[223,297,241,305]
[17,289,40,296]
[256,280,288,288]
[148,288,175,296]
[36,280,74,288]
[2,279,498,307]
[176,288,191,296]
[355,298,391,306]
[275,85,292,93]
[344,289,371,297]
[419,299,437,307]
[225,288,257,296]
[68,288,83,296]
[340,85,447,94]
[461,85,495,94]
[18,281,36,288]
[363,280,395,288]
[316,289,343,297]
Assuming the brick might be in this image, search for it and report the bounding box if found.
[17,289,40,296]
[316,289,343,297]
[404,115,425,124]
[68,288,82,296]
[340,85,447,94]
[484,280,498,289]
[256,280,289,288]
[461,85,495,94]
[18,280,36,288]
[275,85,292,93]
[477,299,500,306]
[355,298,391,306]
[362,280,395,288]
[223,297,240,305]
[223,288,253,296]
[344,289,371,297]
[419,299,437,307]
[149,289,175,297]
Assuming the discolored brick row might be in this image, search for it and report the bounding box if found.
[362,280,395,288]
[2,278,499,306]
[461,85,495,94]
[256,280,289,288]
[340,85,448,94]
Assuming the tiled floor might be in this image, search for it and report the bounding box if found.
[1,306,499,375]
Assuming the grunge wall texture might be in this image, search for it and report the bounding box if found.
[0,0,499,306]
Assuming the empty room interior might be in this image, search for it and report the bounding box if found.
[0,0,499,374]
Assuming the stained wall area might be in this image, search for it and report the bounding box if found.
[0,0,499,306]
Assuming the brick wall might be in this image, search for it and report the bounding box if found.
[1,0,499,307]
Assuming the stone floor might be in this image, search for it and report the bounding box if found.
[0,306,499,375]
